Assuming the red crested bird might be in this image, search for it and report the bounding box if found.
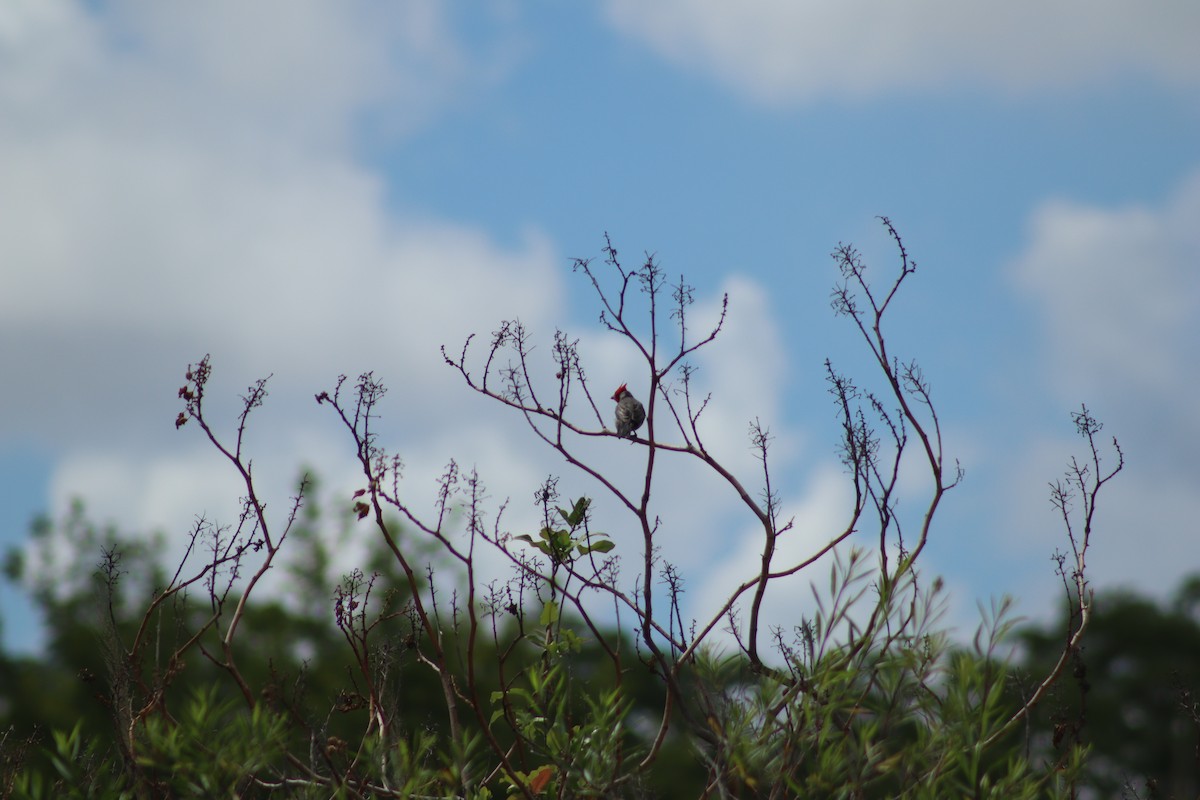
[611,383,646,438]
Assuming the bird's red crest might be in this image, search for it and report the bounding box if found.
[611,383,628,401]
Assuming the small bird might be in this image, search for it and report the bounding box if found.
[611,383,646,438]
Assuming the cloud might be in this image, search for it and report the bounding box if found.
[0,0,822,661]
[0,1,559,649]
[1007,168,1200,485]
[0,0,470,147]
[1010,172,1200,410]
[602,0,1200,104]
[1003,168,1200,604]
[688,464,857,649]
[0,1,559,451]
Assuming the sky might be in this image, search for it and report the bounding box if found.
[1,0,1198,656]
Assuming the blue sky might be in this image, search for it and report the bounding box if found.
[2,1,1198,654]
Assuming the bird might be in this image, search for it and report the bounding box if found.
[611,383,646,438]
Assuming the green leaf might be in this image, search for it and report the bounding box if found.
[567,497,590,527]
[516,533,555,557]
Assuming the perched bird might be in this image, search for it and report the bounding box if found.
[611,383,646,438]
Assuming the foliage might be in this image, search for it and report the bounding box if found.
[1,222,1123,797]
[1015,576,1200,799]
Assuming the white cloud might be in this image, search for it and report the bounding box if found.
[995,429,1199,624]
[690,275,795,461]
[0,0,559,450]
[1003,168,1200,606]
[1,0,824,660]
[603,0,1200,103]
[687,464,866,653]
[0,1,562,652]
[1010,172,1200,407]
